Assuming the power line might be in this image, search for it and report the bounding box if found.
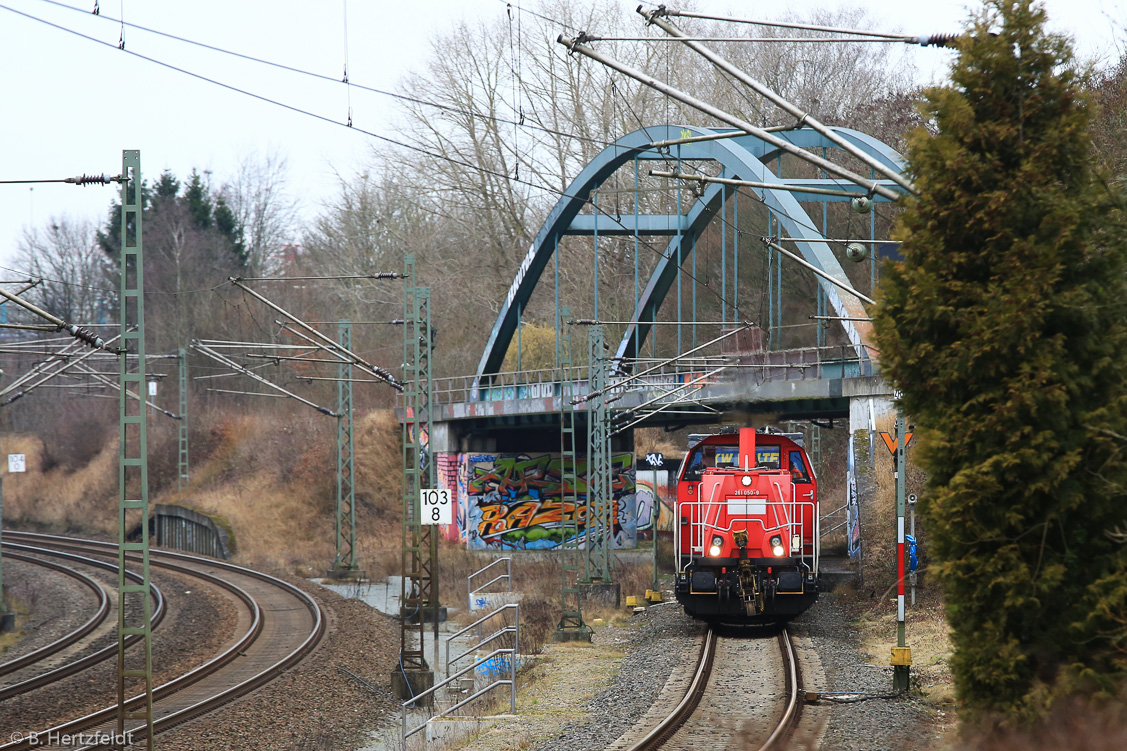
[2,3,752,321]
[5,2,893,330]
[33,0,613,149]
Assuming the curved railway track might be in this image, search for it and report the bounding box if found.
[0,545,166,701]
[622,626,801,751]
[0,532,325,751]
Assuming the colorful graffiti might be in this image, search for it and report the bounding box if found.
[435,452,462,541]
[440,452,637,550]
[634,468,676,535]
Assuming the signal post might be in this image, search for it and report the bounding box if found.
[881,416,913,692]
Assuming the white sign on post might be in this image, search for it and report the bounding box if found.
[8,454,26,473]
[420,488,452,525]
[148,381,158,397]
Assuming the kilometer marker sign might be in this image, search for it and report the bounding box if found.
[420,488,452,525]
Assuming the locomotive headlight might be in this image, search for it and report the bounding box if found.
[770,535,785,557]
[791,534,801,552]
[709,535,724,557]
[740,475,752,487]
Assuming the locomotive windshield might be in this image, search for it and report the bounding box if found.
[682,442,782,480]
[756,445,781,469]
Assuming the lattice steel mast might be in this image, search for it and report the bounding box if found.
[178,347,189,490]
[116,150,154,749]
[583,324,613,583]
[333,320,358,574]
[399,253,438,689]
[555,307,589,639]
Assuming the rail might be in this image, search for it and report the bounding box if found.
[623,627,716,751]
[467,557,511,610]
[623,626,799,751]
[427,345,877,406]
[759,628,800,751]
[0,545,166,701]
[0,532,324,751]
[0,551,110,678]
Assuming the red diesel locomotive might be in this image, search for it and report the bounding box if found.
[674,427,820,623]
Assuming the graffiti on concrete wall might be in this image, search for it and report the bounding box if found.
[450,452,637,550]
[634,469,676,535]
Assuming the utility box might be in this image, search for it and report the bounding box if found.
[890,647,912,666]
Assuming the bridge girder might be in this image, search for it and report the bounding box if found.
[475,125,907,385]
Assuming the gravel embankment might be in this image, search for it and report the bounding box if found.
[156,575,403,751]
[792,592,945,751]
[144,573,945,751]
[0,557,98,664]
[446,587,946,751]
[530,604,704,751]
[449,601,705,751]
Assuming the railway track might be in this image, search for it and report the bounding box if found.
[0,545,166,701]
[0,532,325,750]
[0,550,111,679]
[620,625,801,751]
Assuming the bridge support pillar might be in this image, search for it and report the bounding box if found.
[579,581,621,609]
[325,566,367,581]
[552,627,593,643]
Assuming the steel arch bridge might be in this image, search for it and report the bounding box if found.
[474,124,906,388]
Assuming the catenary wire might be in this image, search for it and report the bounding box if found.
[7,2,900,326]
[33,0,613,149]
[3,3,754,321]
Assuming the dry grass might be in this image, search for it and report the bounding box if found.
[853,587,956,705]
[435,544,668,656]
[2,406,407,573]
[3,432,118,535]
[954,699,1127,751]
[634,427,685,460]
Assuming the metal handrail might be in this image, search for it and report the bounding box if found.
[470,574,509,599]
[429,345,879,406]
[447,626,517,674]
[444,603,520,674]
[678,496,820,575]
[467,558,512,607]
[401,647,516,748]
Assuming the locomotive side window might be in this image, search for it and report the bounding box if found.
[683,446,706,481]
[788,451,811,483]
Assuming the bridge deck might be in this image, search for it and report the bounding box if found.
[430,347,891,424]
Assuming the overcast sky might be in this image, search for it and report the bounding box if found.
[0,0,1121,271]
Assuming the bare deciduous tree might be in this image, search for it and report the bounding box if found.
[13,215,113,325]
[221,150,300,276]
[304,0,923,369]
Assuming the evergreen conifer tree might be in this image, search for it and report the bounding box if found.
[874,0,1127,719]
[184,169,213,230]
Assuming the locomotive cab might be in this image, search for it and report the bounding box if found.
[674,427,820,623]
